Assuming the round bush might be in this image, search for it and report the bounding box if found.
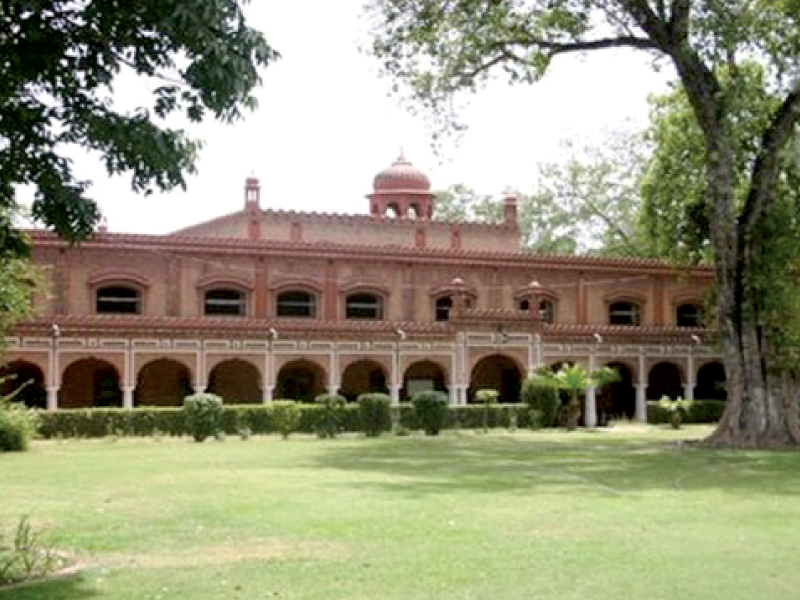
[357,393,392,437]
[183,393,224,442]
[411,390,449,435]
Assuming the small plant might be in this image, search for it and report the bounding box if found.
[521,375,560,428]
[0,375,40,452]
[270,401,301,439]
[475,388,499,432]
[411,390,448,435]
[182,393,224,442]
[0,516,68,586]
[314,394,346,439]
[659,396,694,429]
[357,393,392,437]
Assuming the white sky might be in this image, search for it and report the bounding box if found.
[58,1,675,234]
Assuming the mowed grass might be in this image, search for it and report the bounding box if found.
[3,426,800,600]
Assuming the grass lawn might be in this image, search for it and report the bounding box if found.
[3,425,800,599]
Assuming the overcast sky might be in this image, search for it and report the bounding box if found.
[53,2,675,234]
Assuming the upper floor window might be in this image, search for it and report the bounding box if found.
[204,289,246,316]
[609,301,641,326]
[435,296,453,321]
[96,286,141,314]
[346,293,383,320]
[677,303,703,327]
[277,290,316,318]
[539,299,555,324]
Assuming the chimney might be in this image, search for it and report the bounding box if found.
[504,194,518,226]
[245,175,260,211]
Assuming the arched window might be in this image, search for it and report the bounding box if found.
[435,296,453,321]
[677,303,703,327]
[204,289,246,316]
[539,299,555,324]
[609,301,641,325]
[96,286,141,314]
[277,290,316,318]
[518,299,530,312]
[346,293,383,320]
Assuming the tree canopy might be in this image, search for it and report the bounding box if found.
[1,0,277,255]
[367,0,800,446]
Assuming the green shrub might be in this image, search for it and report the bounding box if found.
[521,378,560,428]
[647,399,726,424]
[411,390,449,435]
[314,394,347,438]
[475,389,499,432]
[0,402,40,452]
[357,393,392,437]
[183,393,224,442]
[270,401,301,439]
[0,516,68,586]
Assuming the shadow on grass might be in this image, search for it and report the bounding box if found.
[0,575,96,600]
[307,433,800,497]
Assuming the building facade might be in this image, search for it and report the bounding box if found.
[1,155,725,425]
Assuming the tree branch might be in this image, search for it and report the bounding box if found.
[531,35,659,56]
[740,81,800,237]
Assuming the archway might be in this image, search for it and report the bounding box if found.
[275,360,326,402]
[207,359,261,404]
[469,354,523,403]
[598,362,635,421]
[60,358,122,408]
[135,358,193,407]
[696,362,727,400]
[0,361,46,409]
[402,360,448,400]
[340,359,387,401]
[647,362,683,400]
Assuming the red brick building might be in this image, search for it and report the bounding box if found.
[1,155,724,425]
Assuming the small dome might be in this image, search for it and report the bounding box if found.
[373,153,431,192]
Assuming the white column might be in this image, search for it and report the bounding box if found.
[327,385,339,397]
[448,385,458,406]
[262,385,274,403]
[122,386,135,410]
[390,384,401,406]
[460,385,470,405]
[683,383,695,401]
[193,384,206,395]
[635,383,648,423]
[584,386,597,428]
[46,387,59,412]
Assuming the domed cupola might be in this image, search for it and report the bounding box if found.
[368,153,434,219]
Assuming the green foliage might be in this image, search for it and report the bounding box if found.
[314,394,347,439]
[0,381,40,451]
[648,400,726,425]
[1,0,279,255]
[183,393,224,443]
[658,396,696,429]
[535,365,619,430]
[411,390,449,435]
[0,516,68,586]
[521,377,560,428]
[270,401,301,439]
[475,388,499,432]
[0,258,44,343]
[357,393,392,437]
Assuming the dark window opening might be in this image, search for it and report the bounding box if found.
[539,299,555,324]
[277,291,316,318]
[677,303,703,327]
[609,301,641,326]
[96,286,141,314]
[204,289,245,316]
[435,296,453,321]
[346,293,383,320]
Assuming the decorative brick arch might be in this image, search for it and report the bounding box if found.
[340,359,389,401]
[0,360,47,409]
[207,358,262,404]
[469,353,525,403]
[275,359,327,402]
[600,361,636,419]
[135,358,193,407]
[402,359,449,399]
[205,354,263,381]
[60,357,122,409]
[647,361,684,400]
[61,352,125,383]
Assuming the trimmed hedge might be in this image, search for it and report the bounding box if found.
[35,403,548,438]
[646,399,726,424]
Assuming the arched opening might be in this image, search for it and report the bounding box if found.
[345,293,383,320]
[469,354,523,403]
[204,288,246,316]
[96,285,141,314]
[677,303,703,327]
[696,361,727,400]
[276,360,326,402]
[340,360,388,401]
[276,290,316,318]
[435,296,453,321]
[609,301,641,325]
[0,361,46,409]
[135,358,193,407]
[647,362,683,400]
[598,362,635,421]
[539,299,555,324]
[207,359,261,404]
[60,358,122,408]
[403,360,448,400]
